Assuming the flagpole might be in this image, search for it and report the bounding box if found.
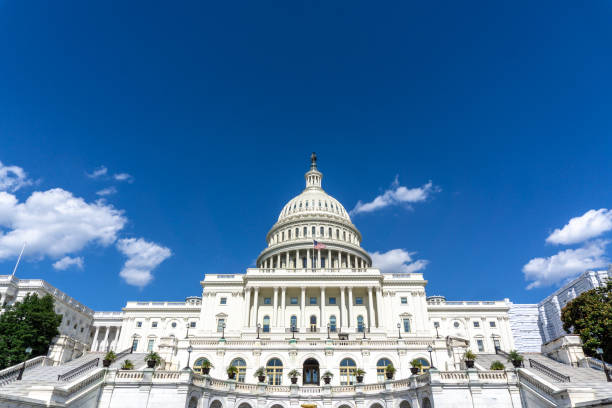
[11,242,26,278]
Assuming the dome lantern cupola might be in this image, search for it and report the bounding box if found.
[305,152,322,190]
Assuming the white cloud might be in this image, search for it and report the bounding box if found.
[0,161,32,192]
[116,238,171,287]
[523,240,609,289]
[351,177,438,215]
[96,186,118,196]
[114,173,133,183]
[370,248,429,274]
[87,166,108,179]
[0,188,126,261]
[546,209,612,245]
[53,256,84,270]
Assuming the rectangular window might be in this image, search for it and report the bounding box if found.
[403,318,411,333]
[147,339,154,352]
[152,321,158,328]
[264,297,271,305]
[220,297,227,305]
[473,321,480,328]
[477,339,484,352]
[401,297,407,304]
[490,321,496,328]
[310,297,317,305]
[329,297,336,305]
[355,297,363,305]
[131,339,139,352]
[136,321,142,328]
[290,297,298,305]
[190,322,196,328]
[217,318,225,332]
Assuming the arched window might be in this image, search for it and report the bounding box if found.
[288,230,291,239]
[336,229,339,239]
[328,227,332,237]
[295,228,299,238]
[339,358,357,385]
[231,358,247,382]
[310,315,317,332]
[376,358,392,382]
[320,226,324,236]
[290,315,297,329]
[303,227,307,237]
[415,358,430,374]
[263,316,270,333]
[266,358,283,385]
[311,226,315,236]
[343,231,346,241]
[357,315,364,332]
[281,231,284,241]
[193,358,210,374]
[329,315,337,332]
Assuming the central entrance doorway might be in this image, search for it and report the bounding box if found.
[303,358,320,385]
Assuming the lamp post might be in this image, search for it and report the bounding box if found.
[363,325,367,339]
[595,347,611,382]
[427,345,436,369]
[397,323,402,339]
[291,325,296,339]
[185,322,191,339]
[327,323,330,340]
[183,344,193,370]
[434,325,440,339]
[257,323,261,339]
[221,322,226,340]
[17,347,32,380]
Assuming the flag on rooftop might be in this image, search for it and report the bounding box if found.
[314,240,326,249]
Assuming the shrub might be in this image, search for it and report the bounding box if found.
[490,361,505,370]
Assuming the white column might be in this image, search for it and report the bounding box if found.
[367,287,375,329]
[327,249,331,269]
[286,252,289,269]
[102,326,110,352]
[243,288,252,328]
[93,326,100,351]
[347,287,353,328]
[281,287,287,328]
[295,250,299,268]
[340,286,346,330]
[252,287,259,327]
[307,249,312,269]
[301,287,306,330]
[317,249,321,269]
[273,287,279,327]
[113,327,122,351]
[375,287,383,328]
[276,253,280,268]
[320,287,325,330]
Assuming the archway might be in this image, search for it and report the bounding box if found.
[399,401,411,408]
[237,403,252,408]
[421,398,432,408]
[303,358,320,385]
[188,397,198,408]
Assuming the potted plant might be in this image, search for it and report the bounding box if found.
[464,350,476,369]
[288,369,301,384]
[227,365,238,380]
[322,371,333,385]
[355,368,365,383]
[145,352,161,369]
[385,363,396,380]
[201,359,213,375]
[121,359,134,370]
[410,359,423,375]
[507,350,524,368]
[103,351,116,368]
[490,361,505,370]
[254,367,266,383]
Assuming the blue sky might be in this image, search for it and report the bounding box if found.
[1,1,612,310]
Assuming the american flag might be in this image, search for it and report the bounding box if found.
[313,240,326,249]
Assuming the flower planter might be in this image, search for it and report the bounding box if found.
[385,372,394,380]
[291,377,298,384]
[103,359,112,368]
[202,367,210,375]
[258,375,266,383]
[323,376,331,385]
[356,375,364,383]
[465,360,474,369]
[511,360,522,368]
[410,367,419,375]
[228,372,236,380]
[147,360,156,368]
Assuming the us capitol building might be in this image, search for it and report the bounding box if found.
[1,154,611,408]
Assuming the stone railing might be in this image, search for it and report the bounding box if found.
[188,338,432,348]
[477,371,508,381]
[516,369,560,399]
[0,355,51,386]
[579,356,612,372]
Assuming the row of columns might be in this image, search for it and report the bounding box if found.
[243,286,384,331]
[261,249,367,269]
[91,326,122,352]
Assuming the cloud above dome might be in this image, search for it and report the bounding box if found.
[370,248,428,273]
[351,177,439,215]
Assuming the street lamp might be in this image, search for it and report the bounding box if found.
[397,323,402,339]
[363,325,367,339]
[257,323,261,339]
[291,325,296,339]
[185,322,191,339]
[221,322,226,340]
[434,325,440,339]
[427,345,436,370]
[17,347,32,380]
[595,347,611,382]
[327,323,330,340]
[183,344,193,370]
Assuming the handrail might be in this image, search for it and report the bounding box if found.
[114,347,133,361]
[528,359,570,383]
[58,358,100,382]
[0,356,49,386]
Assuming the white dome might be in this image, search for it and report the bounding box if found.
[278,189,351,223]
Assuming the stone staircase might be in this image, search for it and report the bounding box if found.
[475,352,612,402]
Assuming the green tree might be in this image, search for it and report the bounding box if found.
[561,281,611,362]
[0,293,62,369]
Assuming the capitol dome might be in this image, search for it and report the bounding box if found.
[256,153,371,269]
